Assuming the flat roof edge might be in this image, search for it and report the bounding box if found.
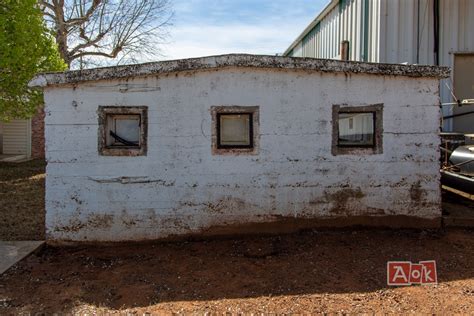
[29,54,451,88]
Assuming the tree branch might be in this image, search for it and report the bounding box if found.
[41,0,173,69]
[65,0,102,27]
[70,45,123,60]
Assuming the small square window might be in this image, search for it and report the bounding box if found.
[217,113,253,148]
[337,112,375,147]
[98,106,147,156]
[332,104,383,155]
[211,106,259,155]
[106,114,141,147]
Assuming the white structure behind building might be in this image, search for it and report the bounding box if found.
[284,0,474,133]
[0,119,31,158]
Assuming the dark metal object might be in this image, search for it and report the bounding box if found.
[433,0,440,65]
[440,132,465,165]
[449,145,474,176]
[440,132,466,142]
[441,170,474,195]
[109,130,139,147]
[443,110,474,120]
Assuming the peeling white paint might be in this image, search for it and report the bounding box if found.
[43,65,442,241]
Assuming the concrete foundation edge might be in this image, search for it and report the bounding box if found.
[46,215,442,244]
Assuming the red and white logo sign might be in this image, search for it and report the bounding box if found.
[387,261,437,286]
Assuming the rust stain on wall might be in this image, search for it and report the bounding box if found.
[180,197,249,214]
[54,218,87,233]
[120,211,139,228]
[86,214,114,229]
[54,213,114,233]
[409,181,429,212]
[311,187,366,215]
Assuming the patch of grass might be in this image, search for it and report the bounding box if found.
[0,160,45,240]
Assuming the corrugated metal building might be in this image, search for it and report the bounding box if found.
[284,0,474,133]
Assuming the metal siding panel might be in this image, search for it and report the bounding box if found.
[405,0,417,63]
[418,0,435,65]
[439,0,474,131]
[3,119,29,155]
[357,0,363,61]
[298,5,341,59]
[350,1,356,60]
[369,0,381,62]
[293,42,303,57]
[452,54,474,132]
[387,0,399,62]
[321,20,325,57]
[324,17,329,57]
[329,13,334,57]
[379,0,388,62]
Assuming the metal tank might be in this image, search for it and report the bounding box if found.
[450,145,474,177]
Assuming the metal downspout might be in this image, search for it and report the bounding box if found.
[433,0,440,65]
[362,0,369,62]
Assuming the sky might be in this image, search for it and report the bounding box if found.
[161,0,327,60]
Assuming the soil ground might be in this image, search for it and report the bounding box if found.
[0,229,473,314]
[0,160,45,240]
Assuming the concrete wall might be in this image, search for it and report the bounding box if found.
[43,67,442,241]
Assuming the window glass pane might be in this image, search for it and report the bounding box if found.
[338,112,374,146]
[107,115,140,146]
[220,114,250,146]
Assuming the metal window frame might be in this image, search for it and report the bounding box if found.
[108,114,142,148]
[332,104,383,155]
[211,105,260,156]
[98,106,148,157]
[337,111,376,148]
[216,112,254,149]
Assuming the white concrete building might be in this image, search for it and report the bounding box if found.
[30,54,449,241]
[284,0,474,134]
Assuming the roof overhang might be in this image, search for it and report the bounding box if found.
[29,54,451,88]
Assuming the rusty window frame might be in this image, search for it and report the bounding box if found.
[98,106,148,157]
[332,104,383,155]
[211,106,260,156]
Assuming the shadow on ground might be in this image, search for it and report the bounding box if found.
[0,160,45,240]
[0,229,472,313]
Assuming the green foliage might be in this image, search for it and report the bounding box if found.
[0,0,66,121]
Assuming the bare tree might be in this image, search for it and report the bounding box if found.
[39,0,173,69]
